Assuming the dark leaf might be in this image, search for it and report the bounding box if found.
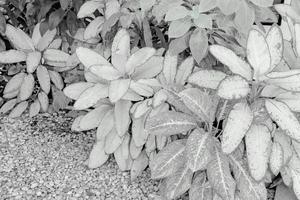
[60,0,72,10]
[48,8,65,30]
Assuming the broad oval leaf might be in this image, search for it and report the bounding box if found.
[114,100,132,137]
[186,129,213,172]
[109,79,131,103]
[36,65,51,94]
[0,50,26,63]
[266,25,283,71]
[111,29,130,71]
[26,51,41,73]
[295,23,300,57]
[38,91,49,112]
[3,72,25,99]
[132,112,150,147]
[114,133,133,171]
[168,18,192,38]
[217,75,250,99]
[129,81,154,97]
[80,105,111,131]
[265,99,300,142]
[188,70,227,89]
[0,98,17,114]
[74,83,108,110]
[266,73,300,92]
[246,124,271,181]
[19,73,35,101]
[76,47,110,69]
[77,0,103,18]
[96,109,114,141]
[130,138,143,159]
[189,173,213,200]
[247,29,271,79]
[207,145,236,200]
[175,56,194,85]
[209,45,252,80]
[63,82,94,100]
[145,111,197,136]
[84,16,104,40]
[48,70,64,90]
[88,140,109,168]
[190,29,208,64]
[150,140,186,179]
[89,65,122,81]
[165,5,189,21]
[104,128,123,154]
[250,0,274,7]
[9,101,28,118]
[5,24,34,51]
[130,151,149,181]
[163,51,178,84]
[270,142,284,176]
[43,49,70,67]
[29,99,40,118]
[36,28,57,51]
[222,102,253,154]
[131,56,164,80]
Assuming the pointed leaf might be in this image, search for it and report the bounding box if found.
[80,105,111,131]
[131,56,164,80]
[36,65,51,94]
[36,28,57,51]
[132,112,150,147]
[109,79,130,103]
[129,81,154,97]
[77,0,103,18]
[266,25,283,71]
[175,56,194,85]
[89,65,122,80]
[19,73,35,101]
[38,92,49,112]
[188,70,227,89]
[189,173,213,200]
[104,128,123,154]
[270,142,284,176]
[114,100,132,137]
[0,98,17,114]
[88,140,109,168]
[266,73,300,92]
[26,51,41,73]
[190,29,208,64]
[0,50,26,63]
[29,99,40,117]
[163,51,177,84]
[3,72,25,99]
[217,75,250,99]
[84,16,104,40]
[131,151,148,181]
[97,109,114,141]
[9,101,28,118]
[76,47,110,69]
[5,24,34,51]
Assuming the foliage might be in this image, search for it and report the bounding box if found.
[2,0,300,200]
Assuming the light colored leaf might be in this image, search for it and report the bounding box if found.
[150,140,186,179]
[80,105,111,131]
[229,154,267,200]
[121,89,143,101]
[168,18,192,38]
[0,98,17,114]
[26,51,41,73]
[275,183,298,200]
[217,0,239,15]
[266,73,300,92]
[104,0,120,19]
[9,101,28,118]
[89,65,122,80]
[131,56,164,80]
[97,109,114,141]
[186,129,213,172]
[48,70,64,90]
[132,112,150,147]
[29,99,40,117]
[274,129,293,166]
[188,70,227,89]
[145,111,197,136]
[189,29,208,64]
[114,100,132,137]
[129,81,154,97]
[276,92,300,112]
[3,72,25,99]
[130,138,143,159]
[36,28,57,51]
[131,151,148,181]
[247,29,271,79]
[63,82,94,100]
[163,51,178,84]
[84,16,104,40]
[76,47,110,69]
[291,169,300,199]
[217,75,250,99]
[19,73,35,101]
[114,134,133,171]
[38,92,49,112]
[43,49,70,67]
[74,83,108,110]
[165,5,190,21]
[0,50,26,63]
[207,145,236,200]
[36,65,51,94]
[209,45,252,80]
[189,173,213,200]
[234,1,255,35]
[266,25,283,71]
[222,102,253,154]
[250,0,274,7]
[109,79,130,103]
[88,140,108,168]
[31,23,41,47]
[175,56,194,85]
[77,0,103,18]
[295,24,300,57]
[48,38,62,49]
[265,99,300,142]
[270,142,284,176]
[179,88,218,122]
[5,24,34,51]
[198,0,217,12]
[246,124,271,181]
[193,14,212,29]
[104,128,123,154]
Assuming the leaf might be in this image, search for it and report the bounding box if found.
[104,0,120,19]
[207,145,236,200]
[26,51,41,73]
[269,142,284,176]
[275,183,298,200]
[38,92,49,112]
[132,56,164,80]
[84,17,105,40]
[265,73,300,92]
[114,100,132,137]
[217,75,250,99]
[186,129,213,172]
[250,0,274,7]
[80,105,111,131]
[9,101,28,118]
[19,73,35,101]
[222,102,253,154]
[129,81,154,97]
[165,5,190,21]
[217,0,239,15]
[164,163,193,199]
[145,111,197,136]
[266,25,283,71]
[295,24,300,57]
[5,24,35,52]
[131,151,148,181]
[291,169,300,199]
[142,16,153,47]
[76,47,111,69]
[29,99,40,118]
[132,112,150,147]
[48,70,64,90]
[74,83,108,110]
[229,154,267,200]
[209,45,252,80]
[246,124,271,181]
[125,47,156,75]
[77,0,103,18]
[130,138,143,159]
[31,23,42,47]
[265,99,300,142]
[176,58,194,84]
[274,129,293,166]
[169,32,190,55]
[163,51,178,84]
[36,28,57,51]
[168,18,192,38]
[150,140,186,179]
[63,82,94,100]
[188,70,227,89]
[60,0,72,10]
[3,72,25,99]
[0,98,17,114]
[247,29,271,79]
[48,9,65,30]
[140,0,156,12]
[109,79,131,103]
[0,50,26,63]
[89,65,122,81]
[189,173,213,200]
[104,128,123,154]
[88,140,109,168]
[97,109,114,141]
[114,134,133,171]
[189,28,208,64]
[36,65,51,94]
[179,88,218,122]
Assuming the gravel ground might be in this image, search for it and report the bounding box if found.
[0,111,160,200]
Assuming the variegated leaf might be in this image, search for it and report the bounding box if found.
[217,75,250,99]
[188,70,227,89]
[114,100,132,137]
[63,82,94,100]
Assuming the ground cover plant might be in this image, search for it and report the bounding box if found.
[2,0,300,199]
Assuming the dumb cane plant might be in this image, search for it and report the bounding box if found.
[0,23,73,117]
